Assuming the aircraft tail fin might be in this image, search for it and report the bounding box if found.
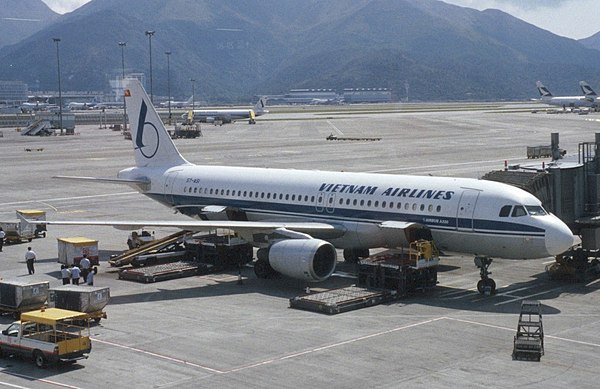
[124,79,190,168]
[536,81,552,97]
[580,81,597,98]
[254,96,268,114]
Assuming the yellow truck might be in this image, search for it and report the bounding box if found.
[0,308,91,368]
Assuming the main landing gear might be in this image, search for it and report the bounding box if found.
[474,255,496,295]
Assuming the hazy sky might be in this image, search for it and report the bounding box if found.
[41,0,599,39]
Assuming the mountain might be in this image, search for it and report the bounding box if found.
[580,32,600,51]
[0,0,59,49]
[0,0,599,102]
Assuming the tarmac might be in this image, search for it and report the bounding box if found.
[0,103,599,388]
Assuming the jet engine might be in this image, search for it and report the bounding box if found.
[256,239,337,282]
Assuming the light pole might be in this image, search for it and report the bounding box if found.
[145,30,155,103]
[52,37,63,134]
[191,78,196,111]
[119,41,127,130]
[165,50,172,124]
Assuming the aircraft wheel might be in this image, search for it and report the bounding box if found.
[477,279,496,295]
[254,258,276,279]
[477,280,485,294]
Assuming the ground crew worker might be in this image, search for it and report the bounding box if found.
[25,247,36,275]
[70,264,81,285]
[86,266,97,286]
[79,254,91,282]
[0,227,5,252]
[61,265,71,285]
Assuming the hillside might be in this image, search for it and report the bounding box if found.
[0,0,599,102]
[580,32,600,51]
[0,0,59,49]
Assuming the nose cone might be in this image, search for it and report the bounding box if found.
[545,219,575,256]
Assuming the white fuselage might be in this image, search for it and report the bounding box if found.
[119,164,573,260]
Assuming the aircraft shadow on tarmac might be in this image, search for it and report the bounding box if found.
[397,270,600,315]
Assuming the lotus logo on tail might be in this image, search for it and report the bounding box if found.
[135,100,159,159]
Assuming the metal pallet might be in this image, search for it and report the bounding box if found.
[289,286,396,315]
[118,261,205,283]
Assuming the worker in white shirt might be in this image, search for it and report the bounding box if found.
[25,247,36,275]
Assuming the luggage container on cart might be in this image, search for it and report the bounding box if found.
[0,280,49,319]
[57,237,99,266]
[49,285,109,323]
[0,210,47,244]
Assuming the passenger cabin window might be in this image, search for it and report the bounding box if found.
[512,205,527,217]
[499,205,512,217]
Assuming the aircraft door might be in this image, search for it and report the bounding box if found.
[325,193,336,214]
[315,192,325,213]
[456,189,480,231]
[164,171,179,205]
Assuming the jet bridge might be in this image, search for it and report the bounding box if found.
[482,132,600,281]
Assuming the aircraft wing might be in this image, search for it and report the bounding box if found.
[53,175,150,185]
[42,219,345,239]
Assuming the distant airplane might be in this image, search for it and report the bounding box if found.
[160,96,193,109]
[49,79,576,295]
[183,96,268,125]
[68,102,96,110]
[535,81,593,109]
[309,97,343,105]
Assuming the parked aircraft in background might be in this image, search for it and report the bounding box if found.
[68,102,96,110]
[535,81,593,108]
[160,96,193,109]
[49,79,576,295]
[183,96,268,125]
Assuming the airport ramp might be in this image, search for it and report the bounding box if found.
[108,230,190,267]
[21,119,51,136]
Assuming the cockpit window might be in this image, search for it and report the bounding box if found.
[525,205,547,216]
[511,205,527,217]
[499,205,512,217]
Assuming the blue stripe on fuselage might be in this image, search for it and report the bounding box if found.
[148,193,545,237]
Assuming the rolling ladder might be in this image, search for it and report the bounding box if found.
[512,300,544,361]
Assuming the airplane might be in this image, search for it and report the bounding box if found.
[182,96,268,125]
[160,96,193,109]
[535,81,593,109]
[68,102,96,110]
[50,79,575,294]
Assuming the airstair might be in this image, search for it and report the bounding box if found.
[21,119,52,136]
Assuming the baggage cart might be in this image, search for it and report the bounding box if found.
[48,285,110,323]
[0,280,49,319]
[0,210,46,244]
[57,237,99,266]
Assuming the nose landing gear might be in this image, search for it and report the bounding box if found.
[474,255,497,295]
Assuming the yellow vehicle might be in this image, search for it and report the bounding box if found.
[0,308,91,368]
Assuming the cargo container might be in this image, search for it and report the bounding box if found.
[0,209,46,243]
[57,237,99,266]
[0,280,49,317]
[48,285,109,323]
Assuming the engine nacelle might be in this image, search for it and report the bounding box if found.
[266,239,337,282]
